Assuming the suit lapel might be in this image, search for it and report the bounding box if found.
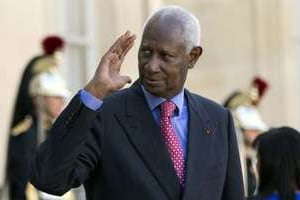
[115,86,182,200]
[182,90,217,199]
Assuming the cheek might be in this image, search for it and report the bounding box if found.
[44,98,65,117]
[180,66,189,81]
[244,130,260,144]
[138,55,146,67]
[138,59,146,73]
[167,65,188,84]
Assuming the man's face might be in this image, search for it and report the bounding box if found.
[244,129,261,146]
[44,96,65,119]
[32,96,65,119]
[138,18,190,99]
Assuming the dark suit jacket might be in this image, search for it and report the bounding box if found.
[247,196,261,200]
[30,85,244,200]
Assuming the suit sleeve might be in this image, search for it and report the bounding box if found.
[29,94,103,195]
[222,110,245,200]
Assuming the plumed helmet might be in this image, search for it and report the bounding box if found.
[29,72,70,98]
[42,35,65,55]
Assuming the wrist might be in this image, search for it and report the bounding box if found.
[84,81,110,100]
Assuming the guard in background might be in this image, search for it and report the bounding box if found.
[7,71,72,200]
[223,76,269,197]
[10,35,65,135]
[7,35,65,200]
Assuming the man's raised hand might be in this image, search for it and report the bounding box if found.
[85,31,136,99]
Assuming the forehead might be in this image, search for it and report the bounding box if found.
[141,16,187,51]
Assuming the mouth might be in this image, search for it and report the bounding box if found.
[143,77,161,87]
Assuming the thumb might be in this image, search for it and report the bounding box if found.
[118,75,132,85]
[118,76,131,87]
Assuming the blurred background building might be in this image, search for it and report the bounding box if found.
[1,0,300,196]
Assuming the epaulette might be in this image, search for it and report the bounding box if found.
[11,115,33,136]
[43,116,53,132]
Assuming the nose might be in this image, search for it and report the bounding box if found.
[145,54,160,73]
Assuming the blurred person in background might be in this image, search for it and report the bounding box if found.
[7,71,73,200]
[235,105,268,196]
[7,35,66,200]
[248,127,300,200]
[9,35,65,136]
[223,76,269,196]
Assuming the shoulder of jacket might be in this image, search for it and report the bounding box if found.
[188,90,225,110]
[11,115,33,136]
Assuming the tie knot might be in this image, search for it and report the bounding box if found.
[160,101,176,117]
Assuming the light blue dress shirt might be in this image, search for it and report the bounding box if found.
[140,86,188,158]
[79,86,189,158]
[80,89,103,110]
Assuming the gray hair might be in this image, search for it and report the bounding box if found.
[143,5,201,51]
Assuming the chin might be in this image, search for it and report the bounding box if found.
[143,84,163,97]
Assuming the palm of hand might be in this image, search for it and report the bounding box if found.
[87,31,136,99]
[98,50,128,91]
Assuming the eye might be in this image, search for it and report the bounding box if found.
[140,49,152,57]
[162,53,174,62]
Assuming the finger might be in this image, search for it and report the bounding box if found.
[119,36,136,61]
[113,31,133,51]
[107,53,119,65]
[118,75,132,84]
[119,32,135,47]
[115,33,135,58]
[107,36,123,54]
[107,31,131,54]
[122,34,136,51]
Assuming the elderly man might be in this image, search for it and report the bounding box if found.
[30,6,244,200]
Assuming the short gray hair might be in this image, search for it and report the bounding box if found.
[143,5,201,51]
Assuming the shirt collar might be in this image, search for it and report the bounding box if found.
[141,85,185,115]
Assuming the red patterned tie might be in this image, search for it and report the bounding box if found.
[160,101,185,186]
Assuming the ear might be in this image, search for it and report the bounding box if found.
[187,46,203,69]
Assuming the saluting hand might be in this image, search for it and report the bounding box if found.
[85,31,136,99]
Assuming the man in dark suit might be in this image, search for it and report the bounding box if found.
[30,6,244,200]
